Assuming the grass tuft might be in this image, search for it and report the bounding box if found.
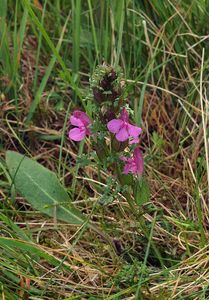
[0,1,208,299]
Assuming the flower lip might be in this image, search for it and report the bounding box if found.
[68,127,86,141]
[107,108,142,144]
[68,110,91,142]
[71,110,91,127]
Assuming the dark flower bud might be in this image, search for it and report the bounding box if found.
[93,87,105,103]
[103,110,116,123]
[110,89,119,101]
[113,239,123,255]
[100,76,112,90]
[108,70,117,81]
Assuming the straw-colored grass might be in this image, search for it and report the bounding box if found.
[0,1,208,299]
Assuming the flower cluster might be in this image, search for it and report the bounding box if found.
[68,63,144,178]
[68,107,143,176]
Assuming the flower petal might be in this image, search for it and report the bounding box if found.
[68,128,86,141]
[116,126,129,141]
[129,137,139,145]
[70,115,84,127]
[123,161,137,174]
[107,119,123,133]
[123,164,131,175]
[133,148,144,174]
[73,110,91,126]
[128,124,142,137]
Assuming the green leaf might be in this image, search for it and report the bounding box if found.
[134,177,150,206]
[0,237,71,270]
[6,151,85,225]
[0,0,7,18]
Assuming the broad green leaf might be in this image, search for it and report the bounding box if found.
[6,151,85,225]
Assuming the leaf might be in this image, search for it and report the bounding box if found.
[0,237,71,271]
[134,177,150,206]
[6,151,85,225]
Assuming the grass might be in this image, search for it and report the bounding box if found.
[0,0,209,299]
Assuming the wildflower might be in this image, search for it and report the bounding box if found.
[68,110,91,141]
[107,108,142,143]
[120,148,144,175]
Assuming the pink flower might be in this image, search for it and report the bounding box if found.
[68,110,91,141]
[107,108,142,143]
[120,148,144,175]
